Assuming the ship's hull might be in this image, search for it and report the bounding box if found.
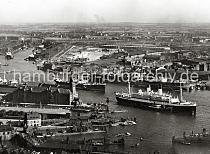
[134,81,195,91]
[103,74,194,91]
[76,83,106,92]
[172,135,210,154]
[49,131,106,142]
[172,136,210,144]
[55,80,105,92]
[116,96,196,115]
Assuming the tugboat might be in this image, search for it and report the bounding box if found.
[3,51,14,66]
[76,73,106,92]
[172,128,210,145]
[115,82,196,115]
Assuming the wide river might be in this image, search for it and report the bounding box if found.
[78,83,210,154]
[1,49,210,153]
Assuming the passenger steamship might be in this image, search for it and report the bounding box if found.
[115,82,196,115]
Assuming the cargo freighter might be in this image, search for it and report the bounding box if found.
[115,82,196,115]
[172,128,210,154]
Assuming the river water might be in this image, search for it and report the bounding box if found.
[78,84,210,154]
[1,49,210,153]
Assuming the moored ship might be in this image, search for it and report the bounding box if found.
[172,128,210,145]
[76,81,106,92]
[103,73,195,91]
[134,79,196,92]
[55,72,106,92]
[115,82,196,115]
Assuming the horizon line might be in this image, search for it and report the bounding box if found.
[1,21,210,25]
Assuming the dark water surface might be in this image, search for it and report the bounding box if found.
[1,50,210,153]
[79,83,210,154]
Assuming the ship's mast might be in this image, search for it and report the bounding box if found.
[3,71,5,80]
[72,82,78,99]
[3,71,7,84]
[158,84,163,95]
[128,81,131,95]
[40,101,42,109]
[4,55,8,66]
[180,81,183,102]
[69,89,73,105]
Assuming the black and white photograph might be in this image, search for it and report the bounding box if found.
[0,0,210,153]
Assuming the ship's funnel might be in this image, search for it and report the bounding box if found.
[128,81,131,94]
[69,90,73,105]
[147,85,151,93]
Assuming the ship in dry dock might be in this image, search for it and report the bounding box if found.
[115,82,196,115]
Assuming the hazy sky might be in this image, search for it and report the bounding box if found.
[0,0,210,23]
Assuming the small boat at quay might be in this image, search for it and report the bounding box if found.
[110,120,136,127]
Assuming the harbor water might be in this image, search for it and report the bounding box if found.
[79,84,210,154]
[1,49,210,153]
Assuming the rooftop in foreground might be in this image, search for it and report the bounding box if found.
[0,106,70,115]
